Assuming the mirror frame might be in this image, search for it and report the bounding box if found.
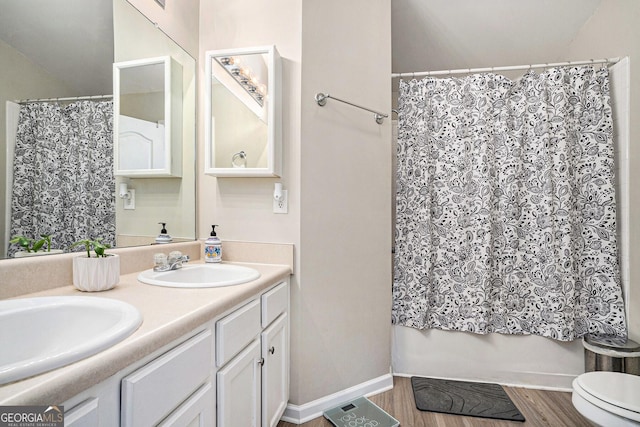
[204,45,282,177]
[113,55,183,178]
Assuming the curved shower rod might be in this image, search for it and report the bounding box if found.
[315,93,388,125]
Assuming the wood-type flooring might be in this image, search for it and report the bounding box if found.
[277,376,591,427]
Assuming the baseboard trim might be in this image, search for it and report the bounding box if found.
[281,373,394,424]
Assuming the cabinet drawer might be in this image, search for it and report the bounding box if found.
[65,398,98,427]
[121,329,212,427]
[216,299,261,367]
[261,281,288,328]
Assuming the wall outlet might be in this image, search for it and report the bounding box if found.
[273,190,288,214]
[124,189,135,210]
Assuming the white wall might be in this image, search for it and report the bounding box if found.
[125,0,199,58]
[298,0,392,404]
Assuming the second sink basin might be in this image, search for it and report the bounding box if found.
[0,296,142,385]
[137,263,261,288]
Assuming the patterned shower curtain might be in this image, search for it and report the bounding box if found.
[392,66,627,341]
[8,101,115,256]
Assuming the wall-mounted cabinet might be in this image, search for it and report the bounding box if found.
[204,46,282,177]
[114,56,183,177]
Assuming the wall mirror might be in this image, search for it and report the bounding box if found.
[0,0,196,259]
[114,56,182,177]
[204,45,282,177]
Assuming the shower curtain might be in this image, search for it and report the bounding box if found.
[392,66,627,341]
[8,101,115,256]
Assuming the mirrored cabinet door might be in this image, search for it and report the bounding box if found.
[114,56,182,177]
[204,45,282,177]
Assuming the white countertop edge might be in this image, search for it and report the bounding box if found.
[0,261,291,405]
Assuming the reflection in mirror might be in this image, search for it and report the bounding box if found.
[205,46,281,177]
[0,0,196,259]
[113,0,195,247]
[114,56,182,177]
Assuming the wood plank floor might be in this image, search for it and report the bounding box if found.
[278,376,590,427]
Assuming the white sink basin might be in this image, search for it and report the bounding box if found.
[137,263,260,288]
[0,296,142,385]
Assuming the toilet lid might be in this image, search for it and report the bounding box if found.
[576,372,640,416]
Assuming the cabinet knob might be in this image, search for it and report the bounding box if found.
[258,357,265,366]
[269,346,275,355]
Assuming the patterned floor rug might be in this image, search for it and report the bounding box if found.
[411,376,526,422]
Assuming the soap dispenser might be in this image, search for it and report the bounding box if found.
[156,222,173,244]
[204,225,222,263]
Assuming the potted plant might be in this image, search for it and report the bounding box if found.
[70,238,120,292]
[10,234,64,257]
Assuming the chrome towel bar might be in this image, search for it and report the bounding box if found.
[315,92,388,125]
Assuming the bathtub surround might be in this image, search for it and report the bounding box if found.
[391,1,637,394]
[394,65,626,341]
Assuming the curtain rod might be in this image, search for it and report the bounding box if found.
[391,57,621,79]
[15,94,113,104]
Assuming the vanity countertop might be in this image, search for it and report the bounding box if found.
[0,261,291,405]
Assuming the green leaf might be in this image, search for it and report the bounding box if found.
[32,240,45,252]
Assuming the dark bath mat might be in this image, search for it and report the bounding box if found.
[411,376,525,422]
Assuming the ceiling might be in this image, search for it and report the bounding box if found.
[391,0,603,74]
[0,0,113,96]
[0,1,604,95]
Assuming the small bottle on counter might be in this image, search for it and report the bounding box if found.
[204,225,222,263]
[155,222,173,244]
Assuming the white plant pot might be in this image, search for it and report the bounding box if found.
[72,254,120,292]
[14,249,65,258]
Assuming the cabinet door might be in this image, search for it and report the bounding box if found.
[262,313,289,427]
[217,339,261,427]
[158,382,214,427]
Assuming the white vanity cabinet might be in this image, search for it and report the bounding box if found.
[61,278,289,427]
[216,280,290,427]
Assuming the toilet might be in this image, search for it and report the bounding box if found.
[572,371,640,426]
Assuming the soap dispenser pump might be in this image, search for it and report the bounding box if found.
[204,225,222,263]
[156,222,173,244]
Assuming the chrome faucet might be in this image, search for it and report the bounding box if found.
[168,254,190,270]
[153,252,190,272]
